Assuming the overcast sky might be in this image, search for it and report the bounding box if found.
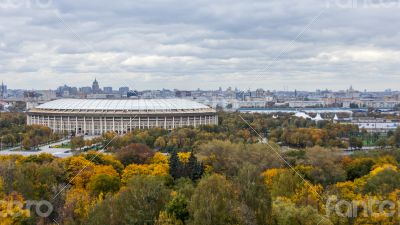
[0,0,400,91]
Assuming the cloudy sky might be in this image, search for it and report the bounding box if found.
[0,0,400,91]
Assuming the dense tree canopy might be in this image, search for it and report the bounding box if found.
[1,112,400,224]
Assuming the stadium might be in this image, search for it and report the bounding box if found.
[27,99,218,135]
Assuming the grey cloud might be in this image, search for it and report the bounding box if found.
[0,0,399,90]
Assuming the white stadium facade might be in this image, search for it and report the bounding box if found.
[27,99,218,135]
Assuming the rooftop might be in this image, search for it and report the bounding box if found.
[30,98,215,114]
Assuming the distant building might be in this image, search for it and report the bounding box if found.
[175,90,191,98]
[36,90,57,101]
[79,87,92,94]
[347,118,400,133]
[92,78,101,94]
[103,86,113,94]
[119,87,129,96]
[287,100,325,108]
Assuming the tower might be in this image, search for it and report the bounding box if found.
[92,78,100,94]
[0,81,6,99]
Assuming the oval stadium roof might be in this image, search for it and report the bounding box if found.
[32,98,214,113]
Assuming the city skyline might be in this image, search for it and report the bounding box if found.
[1,78,399,93]
[1,1,400,90]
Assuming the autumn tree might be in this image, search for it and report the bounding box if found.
[87,174,121,196]
[235,164,272,225]
[349,137,363,150]
[71,136,85,150]
[305,146,346,185]
[86,176,170,225]
[271,197,332,225]
[188,174,241,225]
[344,157,375,180]
[166,194,189,223]
[116,143,155,166]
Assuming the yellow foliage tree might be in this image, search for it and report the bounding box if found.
[122,163,169,183]
[177,152,190,164]
[150,152,169,164]
[93,165,119,177]
[64,187,100,224]
[370,164,397,176]
[292,183,323,209]
[262,168,286,187]
[65,156,96,188]
[0,192,30,225]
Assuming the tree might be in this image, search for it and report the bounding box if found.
[375,137,388,149]
[86,176,170,225]
[196,140,280,177]
[22,125,55,150]
[271,197,332,225]
[88,174,121,196]
[1,134,16,148]
[305,147,346,185]
[116,143,155,166]
[83,151,124,174]
[63,187,97,224]
[0,192,30,225]
[71,136,85,150]
[154,137,167,149]
[166,194,189,222]
[169,151,182,179]
[188,174,241,225]
[121,163,169,183]
[0,177,4,198]
[388,127,400,147]
[235,164,272,225]
[349,137,363,150]
[187,152,203,181]
[13,160,65,200]
[155,211,183,225]
[344,157,375,180]
[363,168,400,195]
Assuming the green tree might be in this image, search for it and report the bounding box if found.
[169,151,182,179]
[363,168,400,195]
[187,152,203,181]
[188,174,241,225]
[235,164,272,225]
[305,147,346,185]
[166,194,189,222]
[1,134,16,148]
[86,176,170,225]
[349,137,363,150]
[155,211,183,225]
[345,158,374,180]
[272,197,332,225]
[88,174,121,196]
[376,137,388,149]
[388,127,400,147]
[71,136,85,150]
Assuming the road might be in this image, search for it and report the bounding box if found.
[0,139,73,158]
